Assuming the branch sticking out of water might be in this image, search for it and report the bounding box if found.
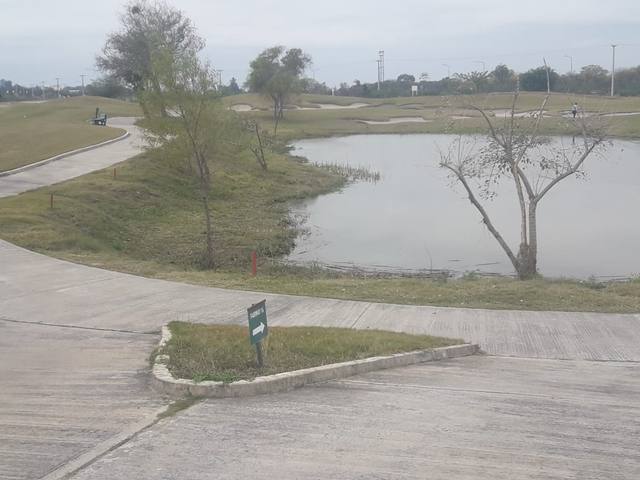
[313,162,381,183]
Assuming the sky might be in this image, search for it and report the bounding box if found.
[1,0,639,88]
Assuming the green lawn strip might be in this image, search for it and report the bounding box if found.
[161,322,460,383]
[0,96,141,172]
[0,144,344,270]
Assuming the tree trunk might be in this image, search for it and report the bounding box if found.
[514,202,538,279]
[200,187,215,269]
[195,153,214,269]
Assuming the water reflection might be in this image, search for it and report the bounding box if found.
[288,134,640,279]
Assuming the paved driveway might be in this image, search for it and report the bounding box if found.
[72,356,640,480]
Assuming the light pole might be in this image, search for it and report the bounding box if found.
[80,74,86,96]
[474,60,486,72]
[442,63,451,77]
[610,44,617,97]
[564,55,573,74]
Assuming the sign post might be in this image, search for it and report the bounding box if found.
[247,300,268,368]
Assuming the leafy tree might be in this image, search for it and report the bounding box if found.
[141,46,244,268]
[520,66,559,92]
[97,0,204,114]
[85,75,132,99]
[246,46,311,133]
[440,90,607,279]
[492,64,513,84]
[616,66,640,96]
[578,65,610,93]
[397,73,416,83]
[454,71,490,92]
[228,77,241,94]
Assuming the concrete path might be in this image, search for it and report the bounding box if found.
[2,240,639,361]
[0,320,164,480]
[1,118,639,479]
[72,356,640,480]
[0,118,143,198]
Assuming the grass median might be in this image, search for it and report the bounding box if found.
[160,322,461,383]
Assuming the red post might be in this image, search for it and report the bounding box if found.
[251,251,257,276]
[50,193,53,209]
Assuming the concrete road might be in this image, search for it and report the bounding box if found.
[0,321,165,480]
[2,240,639,361]
[2,238,639,479]
[0,118,143,198]
[72,356,640,480]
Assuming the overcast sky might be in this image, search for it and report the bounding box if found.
[2,0,639,87]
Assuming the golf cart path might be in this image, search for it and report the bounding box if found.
[0,117,144,198]
[2,239,639,361]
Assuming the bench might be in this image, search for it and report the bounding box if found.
[90,107,108,126]
[91,113,108,126]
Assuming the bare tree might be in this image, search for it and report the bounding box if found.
[440,88,608,279]
[245,120,270,171]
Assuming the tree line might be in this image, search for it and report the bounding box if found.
[334,63,640,98]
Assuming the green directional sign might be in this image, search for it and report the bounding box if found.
[247,300,268,346]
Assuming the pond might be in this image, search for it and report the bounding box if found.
[288,134,640,279]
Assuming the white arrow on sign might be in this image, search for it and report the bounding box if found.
[252,322,265,337]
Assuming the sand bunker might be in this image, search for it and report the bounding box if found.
[230,104,255,112]
[492,109,548,118]
[292,102,370,110]
[359,117,431,125]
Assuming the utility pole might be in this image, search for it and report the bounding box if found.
[610,44,617,97]
[474,60,486,72]
[564,55,573,74]
[41,82,46,100]
[56,77,61,98]
[80,74,86,96]
[442,64,451,77]
[377,50,385,90]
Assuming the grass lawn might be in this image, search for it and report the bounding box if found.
[160,322,460,382]
[224,92,640,139]
[1,92,639,313]
[0,96,141,172]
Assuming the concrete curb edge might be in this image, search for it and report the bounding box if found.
[0,130,130,178]
[152,325,480,398]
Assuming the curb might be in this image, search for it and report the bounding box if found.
[152,325,480,398]
[0,130,130,177]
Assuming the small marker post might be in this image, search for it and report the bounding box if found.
[50,193,53,209]
[255,341,264,368]
[113,167,117,179]
[251,251,257,276]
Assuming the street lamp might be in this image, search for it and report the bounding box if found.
[564,55,573,74]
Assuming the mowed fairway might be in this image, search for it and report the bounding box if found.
[224,91,640,139]
[0,96,140,172]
